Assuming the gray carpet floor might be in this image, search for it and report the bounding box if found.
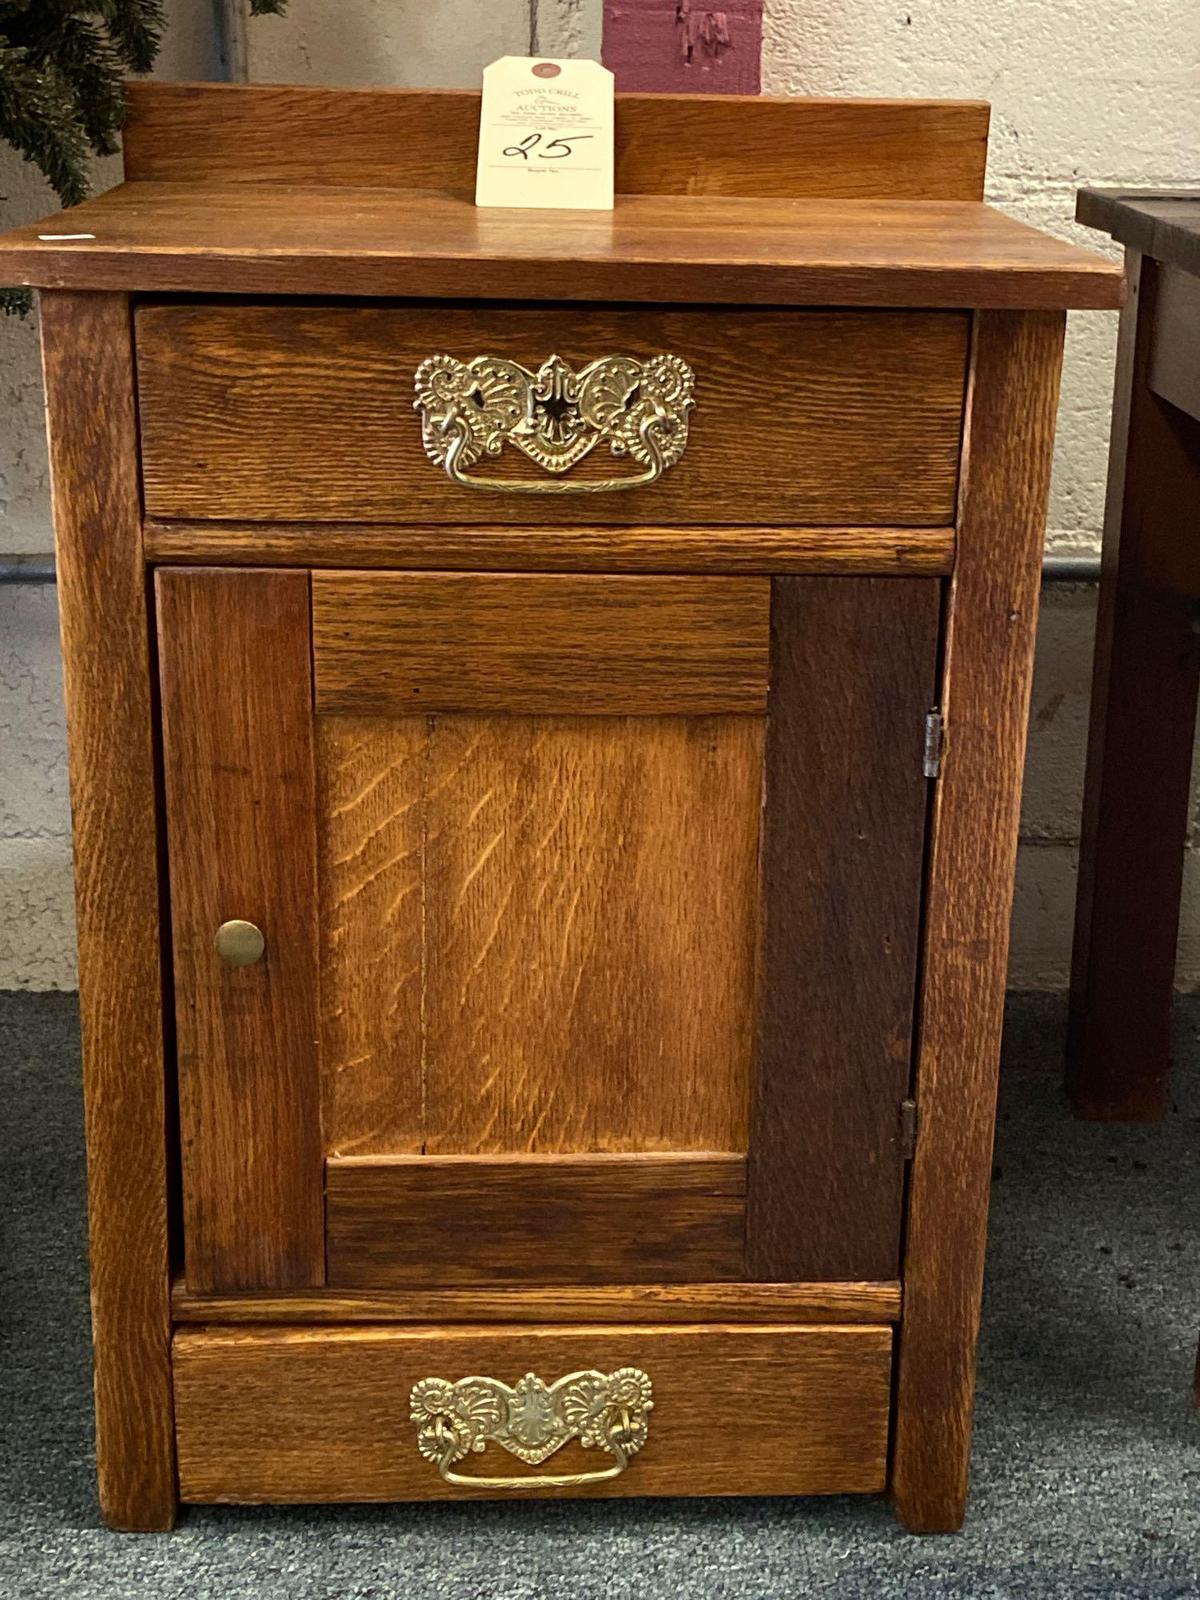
[1,990,1196,1598]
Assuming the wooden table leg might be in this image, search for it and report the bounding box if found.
[1068,253,1200,1122]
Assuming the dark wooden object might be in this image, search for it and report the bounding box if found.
[1,87,1117,1531]
[746,577,939,1280]
[326,1154,747,1287]
[1068,191,1200,1120]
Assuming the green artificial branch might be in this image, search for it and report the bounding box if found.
[1,1,285,315]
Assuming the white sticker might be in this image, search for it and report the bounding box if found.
[476,57,614,212]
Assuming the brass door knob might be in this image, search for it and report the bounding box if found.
[215,919,265,967]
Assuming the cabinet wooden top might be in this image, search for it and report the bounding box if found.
[0,83,1122,310]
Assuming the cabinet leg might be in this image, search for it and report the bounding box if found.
[891,1476,966,1535]
[40,293,179,1532]
[98,1467,178,1534]
[892,313,1067,1539]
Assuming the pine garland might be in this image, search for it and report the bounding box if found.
[1,1,286,314]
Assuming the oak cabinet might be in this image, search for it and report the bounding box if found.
[0,83,1121,1532]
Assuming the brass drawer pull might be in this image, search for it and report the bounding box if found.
[414,353,694,494]
[410,1367,653,1488]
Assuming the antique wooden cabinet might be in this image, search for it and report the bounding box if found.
[0,84,1121,1533]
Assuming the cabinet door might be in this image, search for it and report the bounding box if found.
[157,568,938,1293]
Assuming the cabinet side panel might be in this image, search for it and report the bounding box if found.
[156,568,324,1291]
[39,290,176,1530]
[746,576,941,1281]
[893,310,1065,1532]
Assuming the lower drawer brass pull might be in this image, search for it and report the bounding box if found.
[413,352,694,494]
[410,1367,653,1488]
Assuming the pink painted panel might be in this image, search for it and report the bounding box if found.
[603,1,764,94]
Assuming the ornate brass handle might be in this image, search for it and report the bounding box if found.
[413,352,694,494]
[410,1367,653,1489]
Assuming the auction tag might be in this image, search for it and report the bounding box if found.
[476,57,614,211]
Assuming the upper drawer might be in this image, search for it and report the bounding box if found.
[135,303,967,527]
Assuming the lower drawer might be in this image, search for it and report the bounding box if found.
[174,1323,892,1502]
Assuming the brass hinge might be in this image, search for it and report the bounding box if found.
[898,1098,919,1160]
[922,708,944,779]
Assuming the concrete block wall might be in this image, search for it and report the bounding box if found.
[1,0,1197,988]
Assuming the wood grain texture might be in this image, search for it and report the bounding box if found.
[1067,256,1200,1120]
[172,1279,904,1325]
[326,1154,746,1287]
[174,1323,892,1501]
[746,578,940,1281]
[312,572,769,716]
[422,715,761,1155]
[317,719,425,1158]
[143,520,957,576]
[3,180,1124,309]
[2,184,1121,307]
[892,311,1067,1533]
[121,83,987,199]
[318,713,761,1158]
[39,291,176,1531]
[156,569,324,1292]
[136,305,967,527]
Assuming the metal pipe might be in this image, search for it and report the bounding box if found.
[0,554,56,584]
[213,0,249,83]
[1042,554,1102,583]
[0,552,1105,588]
